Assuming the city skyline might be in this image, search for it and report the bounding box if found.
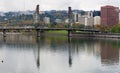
[0,0,120,12]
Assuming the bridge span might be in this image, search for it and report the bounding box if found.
[0,27,99,31]
[0,27,100,37]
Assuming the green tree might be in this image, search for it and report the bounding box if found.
[111,24,120,33]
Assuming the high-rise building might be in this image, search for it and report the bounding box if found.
[101,5,119,26]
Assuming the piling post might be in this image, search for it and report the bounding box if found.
[3,29,6,37]
[37,29,40,37]
[68,30,72,37]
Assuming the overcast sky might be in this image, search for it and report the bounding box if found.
[0,0,120,12]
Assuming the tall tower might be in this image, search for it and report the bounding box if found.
[68,7,73,27]
[36,5,39,14]
[33,4,40,23]
[101,5,119,26]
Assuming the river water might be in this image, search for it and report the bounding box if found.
[0,34,120,73]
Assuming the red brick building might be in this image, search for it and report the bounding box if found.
[101,5,119,26]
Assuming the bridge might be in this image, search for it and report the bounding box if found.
[0,27,100,37]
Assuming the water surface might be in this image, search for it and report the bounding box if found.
[0,34,120,73]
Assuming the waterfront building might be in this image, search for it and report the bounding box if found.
[85,17,94,26]
[101,5,119,26]
[44,17,50,24]
[78,16,85,25]
[78,16,94,27]
[94,16,101,25]
[78,11,94,27]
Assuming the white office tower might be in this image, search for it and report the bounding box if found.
[44,17,50,24]
[73,12,80,23]
[85,17,94,26]
[94,16,101,25]
[78,11,94,27]
[78,17,85,25]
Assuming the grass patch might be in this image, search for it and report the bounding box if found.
[46,30,68,34]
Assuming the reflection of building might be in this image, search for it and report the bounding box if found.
[101,5,119,26]
[101,43,119,65]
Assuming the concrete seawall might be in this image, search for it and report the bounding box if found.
[71,32,120,38]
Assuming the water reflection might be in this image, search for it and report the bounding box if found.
[101,40,119,65]
[68,37,72,67]
[0,34,120,73]
[0,34,38,73]
[36,37,40,69]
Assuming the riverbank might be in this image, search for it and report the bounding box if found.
[1,30,120,38]
[71,32,120,38]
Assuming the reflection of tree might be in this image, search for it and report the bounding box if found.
[101,41,119,65]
